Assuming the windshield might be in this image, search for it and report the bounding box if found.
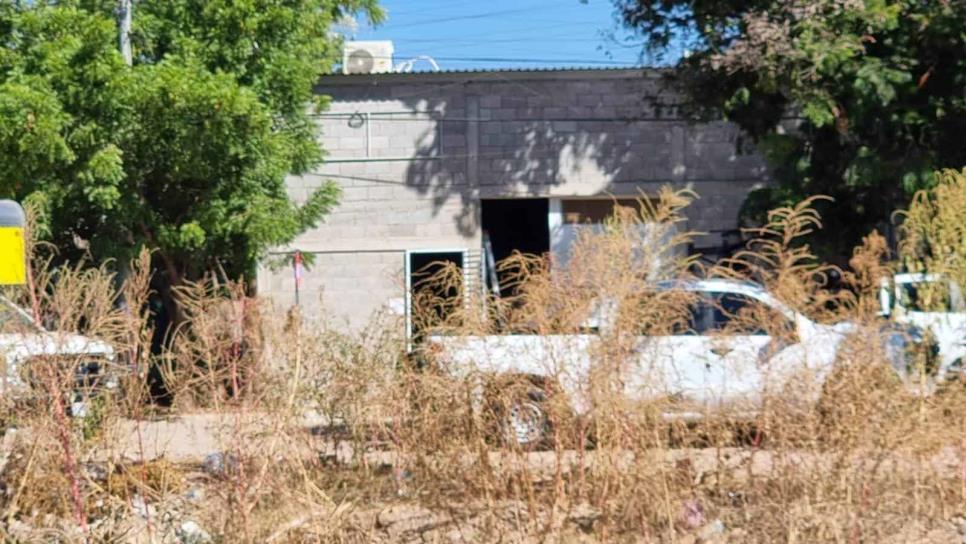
[897,281,966,312]
[0,298,41,333]
[673,291,796,335]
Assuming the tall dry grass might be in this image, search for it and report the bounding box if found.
[387,188,961,543]
[0,179,965,542]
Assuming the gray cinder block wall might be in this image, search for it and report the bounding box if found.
[257,68,772,329]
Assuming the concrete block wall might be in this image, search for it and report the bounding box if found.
[258,69,773,328]
[266,250,405,330]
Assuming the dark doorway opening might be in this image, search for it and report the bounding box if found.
[408,251,464,342]
[481,199,550,298]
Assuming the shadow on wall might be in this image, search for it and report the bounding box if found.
[317,74,767,240]
[404,81,677,237]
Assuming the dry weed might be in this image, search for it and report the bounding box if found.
[4,179,966,542]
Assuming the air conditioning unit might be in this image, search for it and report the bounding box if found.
[342,41,394,74]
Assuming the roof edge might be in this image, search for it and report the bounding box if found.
[317,66,666,86]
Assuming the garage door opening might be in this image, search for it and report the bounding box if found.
[481,199,550,298]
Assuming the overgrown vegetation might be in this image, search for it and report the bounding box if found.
[616,0,966,260]
[0,0,383,317]
[1,179,966,542]
[900,168,966,289]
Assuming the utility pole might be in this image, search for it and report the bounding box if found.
[293,250,303,306]
[115,0,133,311]
[118,0,132,66]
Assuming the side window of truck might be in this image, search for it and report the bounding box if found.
[899,282,955,312]
[675,293,771,335]
[710,292,795,337]
[673,294,715,335]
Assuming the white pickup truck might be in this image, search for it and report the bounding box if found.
[430,278,920,445]
[0,296,116,414]
[880,273,966,379]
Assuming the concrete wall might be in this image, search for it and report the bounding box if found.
[258,69,772,329]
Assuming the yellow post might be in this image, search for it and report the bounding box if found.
[0,201,25,285]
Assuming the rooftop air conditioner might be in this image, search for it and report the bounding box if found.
[342,41,394,74]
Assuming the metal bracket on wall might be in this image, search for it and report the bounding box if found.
[313,110,445,163]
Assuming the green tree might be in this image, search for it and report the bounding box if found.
[617,0,966,261]
[0,0,381,311]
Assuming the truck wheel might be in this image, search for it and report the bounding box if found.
[502,390,548,448]
[486,378,551,449]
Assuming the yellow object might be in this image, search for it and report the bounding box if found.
[0,227,25,285]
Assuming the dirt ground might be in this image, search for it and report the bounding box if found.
[81,412,966,543]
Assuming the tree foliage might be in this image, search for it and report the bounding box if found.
[0,0,381,294]
[617,0,966,260]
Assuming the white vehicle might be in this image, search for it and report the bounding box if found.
[429,279,918,445]
[0,296,116,414]
[880,273,966,377]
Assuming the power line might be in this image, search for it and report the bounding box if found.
[387,4,584,29]
[358,19,601,45]
[387,0,612,19]
[352,54,640,66]
[398,45,639,58]
[397,35,633,45]
[319,171,764,187]
[409,32,649,49]
[386,20,595,40]
[386,0,481,18]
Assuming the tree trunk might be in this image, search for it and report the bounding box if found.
[118,0,133,66]
[156,250,184,329]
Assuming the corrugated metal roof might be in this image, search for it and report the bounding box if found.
[318,66,664,86]
[420,66,646,74]
[331,65,647,76]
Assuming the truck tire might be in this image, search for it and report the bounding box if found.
[502,388,548,448]
[485,377,551,449]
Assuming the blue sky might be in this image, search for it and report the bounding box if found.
[346,0,653,71]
